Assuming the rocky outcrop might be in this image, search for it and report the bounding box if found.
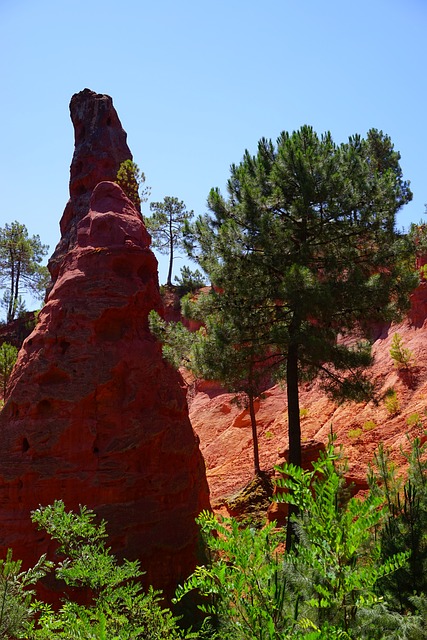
[49,89,135,282]
[0,92,209,599]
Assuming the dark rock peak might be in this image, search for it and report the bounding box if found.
[49,89,134,281]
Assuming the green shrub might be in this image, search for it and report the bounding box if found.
[389,333,414,370]
[362,420,377,431]
[0,342,18,398]
[406,412,422,428]
[174,266,207,294]
[0,549,51,639]
[26,501,189,639]
[369,437,427,615]
[384,388,400,416]
[276,443,411,638]
[116,159,151,211]
[176,442,412,639]
[348,428,362,439]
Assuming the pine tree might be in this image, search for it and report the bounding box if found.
[0,221,49,322]
[145,197,194,286]
[189,290,279,476]
[116,159,151,212]
[186,126,417,478]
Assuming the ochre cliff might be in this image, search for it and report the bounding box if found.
[189,283,427,506]
[0,91,209,598]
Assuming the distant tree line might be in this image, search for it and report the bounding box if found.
[0,221,49,323]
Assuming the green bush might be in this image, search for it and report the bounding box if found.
[176,441,416,639]
[362,420,377,432]
[174,266,207,294]
[0,341,18,398]
[0,549,51,639]
[384,388,400,416]
[369,437,427,615]
[406,412,422,428]
[389,333,415,370]
[25,501,189,639]
[348,428,363,439]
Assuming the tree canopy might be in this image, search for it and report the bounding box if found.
[0,221,49,323]
[145,196,194,286]
[185,126,418,477]
[116,159,151,212]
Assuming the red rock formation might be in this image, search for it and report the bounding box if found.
[49,89,135,282]
[0,94,209,600]
[189,282,427,507]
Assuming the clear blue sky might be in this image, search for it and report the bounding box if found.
[0,0,426,308]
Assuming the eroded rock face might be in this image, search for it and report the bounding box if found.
[190,283,427,507]
[49,89,134,281]
[0,104,209,598]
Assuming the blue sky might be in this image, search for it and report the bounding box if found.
[0,0,426,307]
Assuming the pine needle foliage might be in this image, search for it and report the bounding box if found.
[145,197,194,286]
[369,438,427,616]
[116,159,151,212]
[0,221,49,322]
[389,332,415,370]
[184,126,418,472]
[0,549,51,639]
[175,443,417,639]
[275,441,409,636]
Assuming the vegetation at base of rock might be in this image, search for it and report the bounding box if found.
[145,196,195,286]
[0,221,49,323]
[0,341,18,398]
[175,437,427,639]
[1,437,427,638]
[223,471,273,526]
[25,501,190,639]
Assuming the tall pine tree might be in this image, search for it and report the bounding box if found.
[186,126,417,474]
[145,197,194,286]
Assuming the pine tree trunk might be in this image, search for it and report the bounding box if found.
[248,392,261,475]
[286,341,301,468]
[7,249,15,323]
[286,340,301,550]
[167,216,173,286]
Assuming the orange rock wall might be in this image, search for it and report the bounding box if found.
[190,284,427,503]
